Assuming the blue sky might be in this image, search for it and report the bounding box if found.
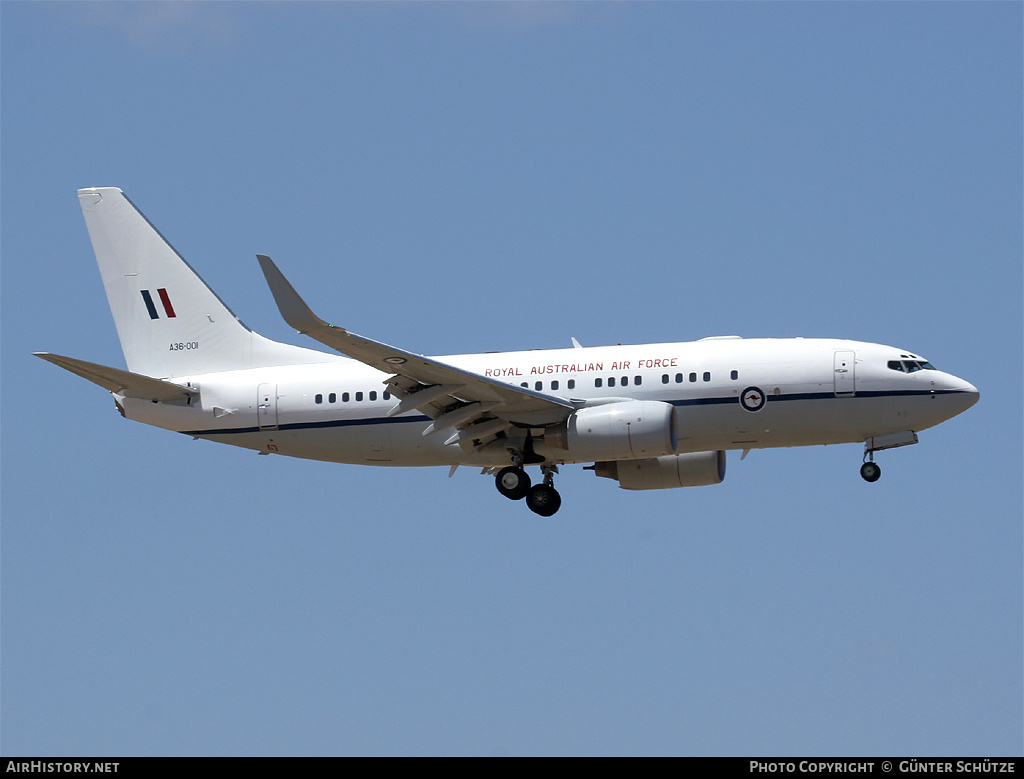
[2,2,1020,756]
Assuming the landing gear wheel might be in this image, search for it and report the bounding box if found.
[495,466,531,500]
[526,484,561,517]
[860,461,881,482]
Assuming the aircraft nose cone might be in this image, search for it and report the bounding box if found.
[964,381,979,405]
[951,377,980,412]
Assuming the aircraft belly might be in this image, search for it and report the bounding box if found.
[263,420,427,465]
[706,393,928,451]
[237,393,967,465]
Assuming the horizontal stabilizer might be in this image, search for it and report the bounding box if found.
[34,352,197,401]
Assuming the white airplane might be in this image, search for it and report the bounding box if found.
[37,187,979,516]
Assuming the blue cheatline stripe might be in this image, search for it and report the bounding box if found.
[671,396,735,407]
[181,413,428,437]
[140,289,159,320]
[180,388,972,437]
[670,388,969,408]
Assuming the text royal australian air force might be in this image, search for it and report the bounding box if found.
[483,354,679,379]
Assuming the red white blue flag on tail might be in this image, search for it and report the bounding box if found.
[140,288,176,319]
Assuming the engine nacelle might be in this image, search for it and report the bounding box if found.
[592,451,727,490]
[544,400,677,462]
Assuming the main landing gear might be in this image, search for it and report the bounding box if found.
[495,465,531,500]
[494,456,562,516]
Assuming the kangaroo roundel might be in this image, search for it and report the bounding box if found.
[740,386,766,412]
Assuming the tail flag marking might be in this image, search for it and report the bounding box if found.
[140,288,177,320]
[156,288,176,318]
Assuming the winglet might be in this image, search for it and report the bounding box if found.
[256,254,336,336]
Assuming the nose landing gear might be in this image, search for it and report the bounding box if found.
[860,459,881,482]
[860,430,918,482]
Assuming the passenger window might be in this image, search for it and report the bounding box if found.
[595,378,603,388]
[551,380,559,390]
[608,377,616,387]
[662,374,669,384]
[369,391,377,401]
[343,392,350,402]
[689,373,697,383]
[621,376,628,386]
[383,391,391,400]
[315,394,323,404]
[634,375,642,386]
[521,382,528,388]
[731,370,738,380]
[535,381,542,391]
[567,379,575,390]
[675,373,683,383]
[355,391,363,402]
[328,392,336,403]
[703,372,711,382]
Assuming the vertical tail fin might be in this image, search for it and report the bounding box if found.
[78,187,326,377]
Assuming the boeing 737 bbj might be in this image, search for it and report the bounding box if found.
[36,188,979,516]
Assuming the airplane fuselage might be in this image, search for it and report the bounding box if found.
[121,336,977,468]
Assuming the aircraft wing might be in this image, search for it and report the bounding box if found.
[257,255,575,442]
[34,352,197,401]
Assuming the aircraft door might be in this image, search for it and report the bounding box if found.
[258,384,279,429]
[833,351,856,397]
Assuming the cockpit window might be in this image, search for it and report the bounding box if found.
[888,360,936,373]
